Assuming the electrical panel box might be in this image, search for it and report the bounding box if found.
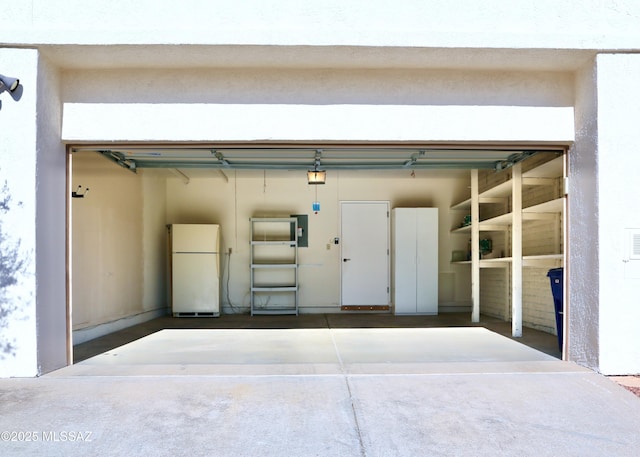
[290,214,309,247]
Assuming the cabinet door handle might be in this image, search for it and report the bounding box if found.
[343,258,351,262]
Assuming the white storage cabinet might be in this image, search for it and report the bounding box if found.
[392,208,438,315]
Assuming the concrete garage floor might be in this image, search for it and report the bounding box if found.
[1,314,639,456]
[72,312,563,362]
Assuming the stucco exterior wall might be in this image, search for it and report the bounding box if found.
[34,54,67,374]
[569,60,600,370]
[0,49,40,377]
[3,1,640,376]
[594,54,640,375]
[60,68,574,144]
[570,54,640,375]
[2,0,640,50]
[0,49,67,376]
[61,68,574,106]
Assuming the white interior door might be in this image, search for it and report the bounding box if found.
[341,201,390,307]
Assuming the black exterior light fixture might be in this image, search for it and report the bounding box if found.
[307,150,326,184]
[0,73,22,108]
[0,74,19,93]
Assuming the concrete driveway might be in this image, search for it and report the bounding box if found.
[1,327,639,456]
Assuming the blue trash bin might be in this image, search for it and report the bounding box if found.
[546,268,563,352]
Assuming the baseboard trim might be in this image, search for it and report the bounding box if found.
[73,308,168,345]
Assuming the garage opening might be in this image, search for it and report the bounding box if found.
[68,145,566,363]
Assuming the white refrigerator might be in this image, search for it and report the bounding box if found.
[169,224,220,317]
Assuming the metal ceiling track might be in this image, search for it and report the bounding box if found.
[71,146,563,173]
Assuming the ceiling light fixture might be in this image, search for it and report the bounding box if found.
[307,149,326,185]
[307,169,326,185]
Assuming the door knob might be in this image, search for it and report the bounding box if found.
[343,258,351,262]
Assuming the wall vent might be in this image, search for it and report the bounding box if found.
[633,233,640,259]
[627,229,640,260]
[624,229,640,279]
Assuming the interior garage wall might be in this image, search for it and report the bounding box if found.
[142,171,168,313]
[480,265,558,335]
[164,168,471,313]
[71,154,167,340]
